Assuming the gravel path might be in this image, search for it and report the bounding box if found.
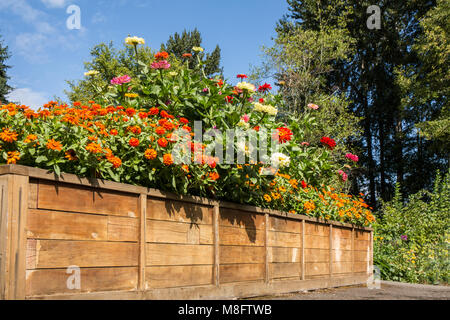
[250,281,450,300]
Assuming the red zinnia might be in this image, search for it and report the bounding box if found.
[320,137,336,150]
[129,138,140,147]
[237,74,248,79]
[179,117,189,124]
[158,138,168,148]
[126,108,136,117]
[273,127,293,144]
[149,107,159,115]
[301,180,307,189]
[160,110,170,118]
[258,83,272,93]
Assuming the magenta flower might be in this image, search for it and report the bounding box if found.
[110,75,131,85]
[338,170,348,182]
[307,103,319,110]
[151,60,171,70]
[345,153,359,162]
[202,88,209,93]
[241,114,250,123]
[401,235,408,241]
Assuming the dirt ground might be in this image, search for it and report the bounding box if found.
[249,281,450,300]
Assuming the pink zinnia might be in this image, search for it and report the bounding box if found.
[301,142,310,147]
[110,75,131,85]
[241,114,250,123]
[307,103,319,110]
[338,170,348,182]
[345,153,359,162]
[151,60,171,70]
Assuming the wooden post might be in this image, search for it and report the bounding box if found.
[0,174,28,300]
[265,213,269,283]
[213,205,220,287]
[301,220,305,280]
[351,227,355,274]
[138,193,147,291]
[329,225,333,277]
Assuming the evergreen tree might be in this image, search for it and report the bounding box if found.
[0,35,12,103]
[161,28,222,77]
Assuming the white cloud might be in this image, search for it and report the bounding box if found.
[7,88,49,110]
[41,0,68,8]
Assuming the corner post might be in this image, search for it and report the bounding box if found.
[138,193,147,291]
[213,204,220,287]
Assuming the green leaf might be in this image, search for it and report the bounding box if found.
[35,156,48,164]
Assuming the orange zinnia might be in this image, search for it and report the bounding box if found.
[163,153,173,165]
[129,138,140,147]
[86,142,102,154]
[157,138,168,148]
[6,151,20,164]
[0,128,18,143]
[46,139,63,151]
[24,134,38,143]
[144,148,157,160]
[108,156,122,168]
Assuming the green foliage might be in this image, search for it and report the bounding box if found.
[161,28,222,77]
[0,35,12,103]
[373,170,450,284]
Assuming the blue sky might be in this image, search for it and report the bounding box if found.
[0,0,289,108]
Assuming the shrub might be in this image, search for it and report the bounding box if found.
[373,171,450,283]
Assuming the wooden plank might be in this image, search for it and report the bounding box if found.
[146,243,213,266]
[26,209,108,241]
[213,205,219,286]
[305,262,330,276]
[107,216,139,242]
[304,235,330,249]
[147,198,212,225]
[38,180,139,217]
[354,262,369,273]
[304,222,329,236]
[301,219,305,280]
[219,226,264,246]
[354,250,370,262]
[355,230,370,241]
[268,231,301,248]
[26,240,139,269]
[138,194,147,291]
[329,225,333,276]
[0,176,9,299]
[146,219,212,244]
[26,267,138,297]
[265,213,269,283]
[2,175,29,299]
[219,263,265,283]
[28,179,38,209]
[219,208,265,230]
[333,227,352,239]
[355,240,370,251]
[332,249,353,262]
[269,216,301,233]
[332,262,353,274]
[220,246,265,264]
[146,265,213,289]
[269,263,301,279]
[304,249,330,263]
[331,237,352,250]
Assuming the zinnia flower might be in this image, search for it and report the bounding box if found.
[154,51,169,61]
[108,156,122,168]
[258,83,272,93]
[84,70,99,77]
[182,53,192,58]
[236,82,256,93]
[272,127,293,144]
[253,102,278,116]
[151,60,171,70]
[345,153,359,162]
[46,139,63,151]
[129,138,140,147]
[163,153,174,165]
[0,128,18,143]
[111,75,131,85]
[192,46,204,52]
[7,151,20,164]
[237,74,248,79]
[307,103,319,110]
[338,170,348,182]
[145,148,157,160]
[158,138,168,148]
[320,137,336,150]
[270,152,291,168]
[125,36,145,46]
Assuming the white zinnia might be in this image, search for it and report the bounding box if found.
[84,70,99,77]
[253,102,278,116]
[236,82,256,93]
[125,36,145,46]
[271,152,291,168]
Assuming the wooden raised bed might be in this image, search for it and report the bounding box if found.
[0,164,373,300]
